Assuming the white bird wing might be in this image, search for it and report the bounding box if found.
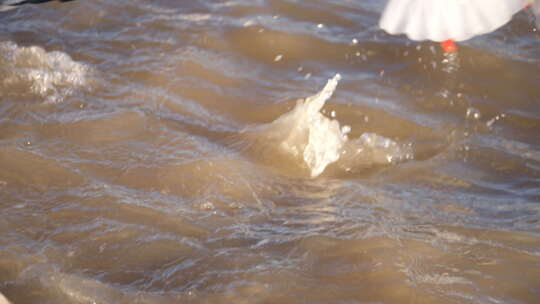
[379,0,528,42]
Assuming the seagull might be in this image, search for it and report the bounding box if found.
[1,0,75,12]
[379,0,539,52]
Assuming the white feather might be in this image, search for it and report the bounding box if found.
[379,0,529,41]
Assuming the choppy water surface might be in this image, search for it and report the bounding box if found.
[1,1,540,303]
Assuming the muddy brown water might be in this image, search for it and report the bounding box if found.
[1,1,540,303]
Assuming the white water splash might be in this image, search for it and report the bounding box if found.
[0,41,89,103]
[255,74,412,177]
[268,74,346,177]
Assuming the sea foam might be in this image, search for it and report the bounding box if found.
[0,41,89,103]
